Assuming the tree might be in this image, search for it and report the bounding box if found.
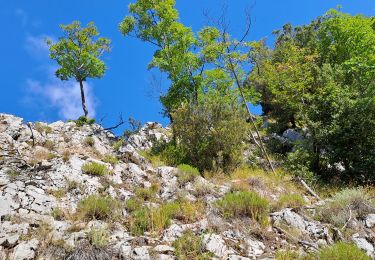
[120,0,276,173]
[47,21,110,117]
[248,10,375,182]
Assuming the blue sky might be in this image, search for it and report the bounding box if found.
[0,0,374,131]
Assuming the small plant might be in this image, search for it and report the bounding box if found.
[276,250,301,260]
[138,150,165,167]
[274,194,305,211]
[129,202,180,235]
[308,242,370,260]
[134,183,159,201]
[72,116,96,127]
[102,154,119,165]
[87,227,109,248]
[6,169,21,181]
[51,208,65,220]
[151,202,180,233]
[43,140,56,150]
[48,189,66,199]
[177,164,200,186]
[77,195,117,220]
[129,207,151,236]
[175,199,205,223]
[173,231,211,260]
[67,180,79,192]
[316,188,375,227]
[215,191,269,225]
[84,136,95,147]
[82,162,108,176]
[125,198,142,213]
[113,138,124,151]
[62,150,71,162]
[35,122,53,134]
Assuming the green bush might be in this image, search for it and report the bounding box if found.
[83,136,95,147]
[77,195,117,220]
[177,164,200,186]
[35,122,53,134]
[112,138,124,151]
[102,155,119,165]
[82,162,108,176]
[129,202,180,235]
[72,116,96,127]
[316,188,375,227]
[134,183,159,201]
[215,191,269,224]
[170,98,249,173]
[129,207,151,236]
[125,198,142,213]
[173,231,211,260]
[308,242,370,260]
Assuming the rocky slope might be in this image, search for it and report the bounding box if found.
[0,113,375,259]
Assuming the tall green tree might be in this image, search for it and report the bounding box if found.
[248,10,375,182]
[47,21,111,117]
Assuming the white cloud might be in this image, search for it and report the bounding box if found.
[15,8,28,26]
[24,35,53,60]
[26,74,96,120]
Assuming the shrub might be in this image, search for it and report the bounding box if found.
[112,138,124,151]
[51,208,65,220]
[151,202,180,233]
[87,227,109,248]
[43,140,56,150]
[177,164,200,186]
[308,242,370,260]
[170,98,249,173]
[215,191,269,224]
[173,231,211,260]
[72,116,96,127]
[125,198,142,213]
[274,194,305,210]
[129,202,180,235]
[6,169,20,181]
[62,150,71,162]
[102,155,119,165]
[138,150,165,167]
[84,136,95,147]
[175,199,205,223]
[316,188,375,227]
[129,207,151,236]
[77,195,117,220]
[276,250,301,260]
[82,162,108,176]
[35,122,53,134]
[134,183,159,201]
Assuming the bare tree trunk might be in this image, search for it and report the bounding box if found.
[79,80,89,117]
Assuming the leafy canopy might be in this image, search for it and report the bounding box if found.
[47,21,111,82]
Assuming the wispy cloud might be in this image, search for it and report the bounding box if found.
[24,35,52,60]
[23,35,97,120]
[15,8,41,28]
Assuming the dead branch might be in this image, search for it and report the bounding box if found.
[104,114,126,131]
[296,176,321,200]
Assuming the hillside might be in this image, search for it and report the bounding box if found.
[0,113,375,259]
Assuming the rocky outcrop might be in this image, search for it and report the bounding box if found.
[0,113,375,259]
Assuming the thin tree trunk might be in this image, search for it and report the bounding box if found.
[79,80,88,117]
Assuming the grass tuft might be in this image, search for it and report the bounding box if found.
[82,162,108,176]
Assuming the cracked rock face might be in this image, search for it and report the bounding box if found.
[1,114,375,259]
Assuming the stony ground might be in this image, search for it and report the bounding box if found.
[1,113,375,259]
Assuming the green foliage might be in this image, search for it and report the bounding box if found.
[274,194,305,210]
[83,136,95,147]
[72,116,96,127]
[173,231,211,260]
[34,122,52,134]
[112,138,124,151]
[87,227,109,248]
[170,97,249,173]
[308,242,370,260]
[248,10,375,183]
[82,162,108,176]
[215,191,269,224]
[51,208,65,220]
[129,207,151,236]
[47,21,110,82]
[177,164,200,186]
[102,155,119,165]
[316,188,375,227]
[77,195,117,220]
[134,183,159,201]
[6,169,21,181]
